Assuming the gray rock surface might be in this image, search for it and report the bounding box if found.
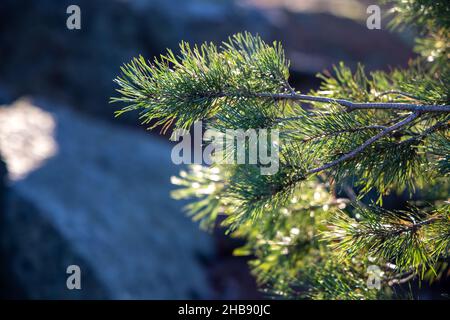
[0,98,214,299]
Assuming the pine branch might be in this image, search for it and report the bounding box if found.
[204,90,450,113]
[401,119,450,145]
[323,205,449,273]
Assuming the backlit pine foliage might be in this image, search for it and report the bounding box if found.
[113,0,450,299]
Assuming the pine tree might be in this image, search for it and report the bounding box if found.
[112,0,449,299]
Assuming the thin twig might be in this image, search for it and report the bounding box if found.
[375,90,424,102]
[385,256,449,286]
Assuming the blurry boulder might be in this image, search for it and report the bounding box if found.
[0,98,214,299]
[0,156,5,211]
[0,155,16,299]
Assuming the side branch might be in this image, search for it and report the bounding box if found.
[306,112,420,175]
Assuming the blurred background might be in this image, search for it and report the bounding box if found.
[0,0,418,299]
